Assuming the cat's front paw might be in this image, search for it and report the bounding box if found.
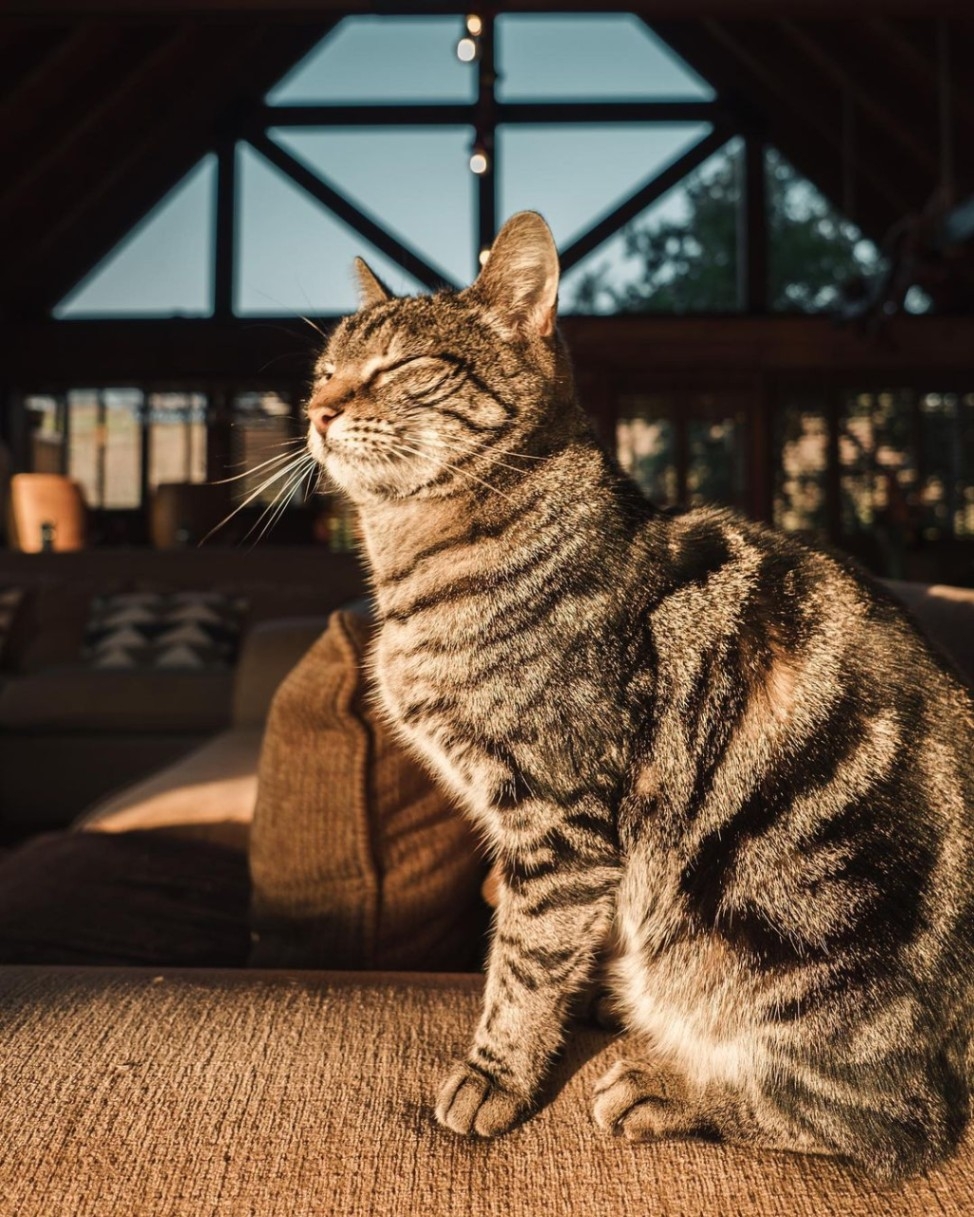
[435,1061,530,1137]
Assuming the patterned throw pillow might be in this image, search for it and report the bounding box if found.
[83,592,248,670]
[0,586,25,669]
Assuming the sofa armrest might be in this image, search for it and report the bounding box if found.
[231,616,331,728]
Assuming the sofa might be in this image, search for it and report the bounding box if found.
[1,580,973,1215]
[0,547,365,830]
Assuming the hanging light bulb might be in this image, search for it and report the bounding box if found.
[466,14,483,37]
[469,145,489,175]
[456,36,478,63]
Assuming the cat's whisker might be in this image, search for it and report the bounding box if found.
[199,452,313,545]
[210,447,303,485]
[411,433,546,479]
[425,430,553,465]
[382,435,518,504]
[243,454,318,547]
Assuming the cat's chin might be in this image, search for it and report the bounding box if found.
[318,450,412,505]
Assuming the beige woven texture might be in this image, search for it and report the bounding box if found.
[249,610,486,971]
[1,967,971,1217]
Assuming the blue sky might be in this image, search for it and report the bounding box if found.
[56,14,718,319]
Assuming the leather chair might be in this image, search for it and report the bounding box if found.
[8,473,88,552]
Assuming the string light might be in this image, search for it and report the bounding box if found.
[469,147,489,175]
[466,14,483,36]
[456,36,478,63]
[478,248,491,267]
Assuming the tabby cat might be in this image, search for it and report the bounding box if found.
[306,211,974,1181]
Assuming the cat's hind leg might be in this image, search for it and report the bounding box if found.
[592,1057,772,1147]
[591,1049,969,1182]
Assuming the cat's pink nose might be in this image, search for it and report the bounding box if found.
[309,404,340,437]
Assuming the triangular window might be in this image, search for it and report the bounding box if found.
[267,17,474,105]
[55,157,215,318]
[768,149,882,313]
[497,16,713,101]
[563,139,740,314]
[270,127,474,284]
[499,123,713,255]
[235,143,426,316]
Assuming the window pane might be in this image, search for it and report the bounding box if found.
[499,124,712,256]
[616,397,677,506]
[55,158,215,319]
[267,17,475,105]
[230,392,302,509]
[68,389,143,509]
[24,395,66,474]
[919,391,974,540]
[769,149,882,314]
[236,143,426,315]
[687,397,747,510]
[839,390,916,574]
[563,139,738,314]
[148,393,208,491]
[497,16,713,101]
[774,398,829,535]
[271,127,474,284]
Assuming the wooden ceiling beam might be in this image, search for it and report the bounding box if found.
[2,24,330,317]
[862,18,974,132]
[702,21,915,217]
[0,26,74,102]
[4,1,971,18]
[5,315,974,387]
[0,23,133,172]
[0,26,197,221]
[775,19,938,174]
[649,20,901,242]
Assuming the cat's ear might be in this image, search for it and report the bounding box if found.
[353,257,392,309]
[469,211,559,339]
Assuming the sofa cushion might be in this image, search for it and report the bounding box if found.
[249,609,488,972]
[884,580,974,689]
[0,664,233,732]
[76,727,261,850]
[0,831,250,965]
[1,968,972,1217]
[0,584,25,669]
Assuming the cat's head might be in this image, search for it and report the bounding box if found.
[306,211,576,504]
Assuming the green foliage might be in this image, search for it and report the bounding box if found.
[570,147,879,314]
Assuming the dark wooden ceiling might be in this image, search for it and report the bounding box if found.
[1,3,972,324]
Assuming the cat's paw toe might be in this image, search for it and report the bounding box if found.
[435,1061,528,1137]
[592,1059,680,1142]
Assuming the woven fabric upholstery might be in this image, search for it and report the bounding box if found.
[249,609,487,971]
[0,968,971,1217]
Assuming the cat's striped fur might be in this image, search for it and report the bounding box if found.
[307,212,974,1181]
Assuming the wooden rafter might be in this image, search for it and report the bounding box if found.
[776,20,937,173]
[4,1,972,18]
[5,315,974,387]
[2,23,331,317]
[247,131,459,293]
[0,24,143,176]
[0,26,72,101]
[649,18,919,242]
[865,18,974,133]
[0,26,197,219]
[263,101,723,127]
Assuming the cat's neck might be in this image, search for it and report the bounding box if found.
[354,432,648,595]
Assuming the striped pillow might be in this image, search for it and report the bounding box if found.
[82,591,247,670]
